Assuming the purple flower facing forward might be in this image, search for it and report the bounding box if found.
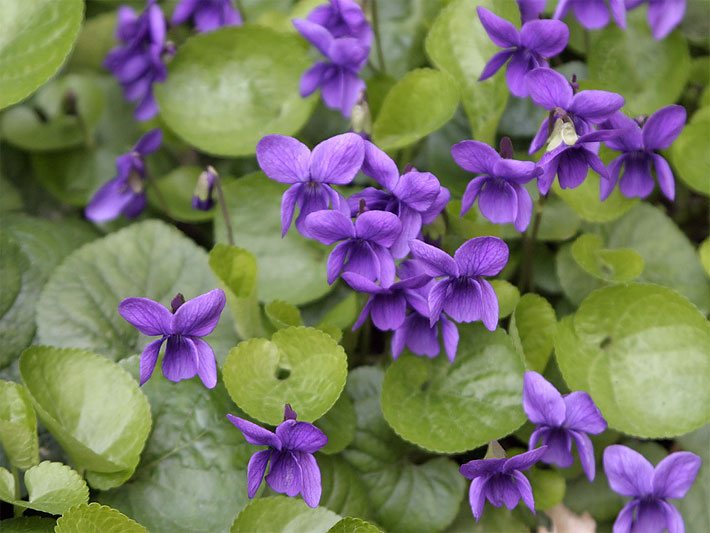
[626,0,686,40]
[306,0,373,47]
[525,67,625,154]
[118,289,226,388]
[303,210,402,285]
[172,0,242,32]
[228,405,328,508]
[460,447,548,521]
[604,445,701,533]
[554,0,626,30]
[104,0,172,120]
[85,129,162,223]
[517,0,547,23]
[601,106,686,201]
[256,133,364,236]
[408,237,508,330]
[523,371,607,481]
[452,140,541,231]
[477,7,569,97]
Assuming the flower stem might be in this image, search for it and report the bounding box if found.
[519,196,546,293]
[370,0,387,74]
[12,466,23,517]
[214,175,235,246]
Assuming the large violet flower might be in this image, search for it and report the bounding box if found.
[408,237,508,330]
[306,0,373,47]
[554,0,626,30]
[85,129,162,223]
[523,371,607,481]
[172,0,242,32]
[477,7,569,97]
[601,105,686,201]
[256,133,364,236]
[228,405,328,508]
[452,139,541,231]
[625,0,686,40]
[604,445,701,533]
[118,289,226,388]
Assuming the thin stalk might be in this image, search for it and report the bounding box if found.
[518,196,546,293]
[371,0,387,74]
[215,176,235,246]
[12,466,23,517]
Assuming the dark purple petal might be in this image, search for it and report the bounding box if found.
[643,105,686,150]
[563,391,607,433]
[610,0,627,28]
[119,297,173,336]
[227,414,282,449]
[478,280,499,331]
[280,184,301,236]
[443,278,483,323]
[603,445,654,497]
[525,68,573,110]
[310,133,365,185]
[293,451,322,508]
[343,241,380,281]
[256,135,311,184]
[326,241,350,284]
[295,184,333,235]
[391,323,406,359]
[390,206,422,259]
[570,429,596,481]
[648,0,685,39]
[408,240,458,277]
[162,335,199,382]
[541,429,574,468]
[293,18,333,56]
[557,149,589,189]
[486,474,520,509]
[173,289,226,337]
[147,3,167,43]
[266,451,302,497]
[537,150,561,195]
[352,298,372,331]
[479,49,514,81]
[511,470,535,513]
[523,371,566,426]
[517,0,546,23]
[276,420,328,453]
[619,154,655,198]
[603,113,644,151]
[454,236,509,277]
[659,500,685,533]
[571,0,610,29]
[651,154,675,201]
[460,458,507,479]
[371,244,396,287]
[139,338,164,385]
[529,118,551,154]
[328,37,369,66]
[569,91,625,123]
[461,176,487,216]
[478,179,518,225]
[513,184,533,232]
[503,446,548,472]
[361,141,399,189]
[505,50,534,98]
[304,210,354,244]
[440,316,459,362]
[520,19,570,56]
[652,451,701,499]
[354,210,402,247]
[85,178,139,223]
[451,140,500,175]
[421,186,450,224]
[477,7,520,48]
[134,91,160,121]
[468,477,488,521]
[428,279,450,324]
[403,314,441,357]
[192,337,217,389]
[493,159,541,184]
[246,449,270,498]
[371,293,407,330]
[193,4,221,31]
[613,501,638,533]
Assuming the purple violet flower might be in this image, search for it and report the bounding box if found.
[477,7,569,97]
[523,371,607,481]
[256,133,365,237]
[227,405,328,508]
[85,129,162,223]
[118,289,226,388]
[303,210,402,285]
[517,0,547,23]
[408,237,508,330]
[460,446,548,521]
[104,0,172,120]
[452,140,542,231]
[306,0,373,47]
[192,166,217,211]
[625,0,686,40]
[172,0,242,32]
[554,0,627,30]
[600,105,686,201]
[604,445,701,533]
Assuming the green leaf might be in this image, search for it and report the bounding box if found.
[148,166,216,223]
[230,496,341,533]
[0,517,55,532]
[554,284,710,438]
[535,197,582,242]
[67,11,117,72]
[527,468,565,511]
[425,0,518,143]
[0,176,23,213]
[55,503,148,532]
[19,347,152,490]
[156,25,316,156]
[342,367,466,533]
[553,172,637,223]
[215,172,332,305]
[372,68,459,151]
[700,238,710,277]
[564,472,624,522]
[265,300,304,330]
[327,517,383,533]
[381,326,526,453]
[571,234,644,283]
[556,244,606,306]
[446,502,528,532]
[0,0,84,110]
[0,381,38,469]
[491,280,520,319]
[671,106,710,196]
[318,455,372,520]
[99,376,253,533]
[509,294,557,373]
[677,424,710,533]
[586,8,690,115]
[315,391,356,455]
[36,219,236,362]
[223,326,347,425]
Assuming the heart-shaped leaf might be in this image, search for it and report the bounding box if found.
[571,234,644,283]
[230,496,340,533]
[55,503,148,532]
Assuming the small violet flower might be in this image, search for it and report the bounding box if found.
[460,446,548,521]
[104,0,173,120]
[192,166,218,211]
[523,371,607,481]
[408,237,508,330]
[478,7,569,97]
[625,0,686,40]
[85,129,162,223]
[306,0,373,47]
[604,444,701,533]
[172,0,242,33]
[601,105,686,201]
[517,0,547,23]
[452,139,542,231]
[554,0,626,30]
[256,133,365,236]
[227,405,328,508]
[118,289,226,388]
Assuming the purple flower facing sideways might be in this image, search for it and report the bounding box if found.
[554,0,626,30]
[227,405,327,508]
[192,166,217,211]
[478,7,569,97]
[85,129,162,223]
[626,0,686,40]
[452,140,541,231]
[306,0,373,47]
[304,210,402,285]
[256,133,364,236]
[172,0,242,32]
[517,0,546,23]
[118,289,226,388]
[601,105,686,201]
[523,371,607,481]
[604,445,701,533]
[408,237,508,330]
[460,447,547,521]
[104,0,172,120]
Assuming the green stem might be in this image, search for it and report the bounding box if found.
[235,0,246,22]
[12,466,23,518]
[370,0,387,74]
[215,175,235,246]
[518,196,546,293]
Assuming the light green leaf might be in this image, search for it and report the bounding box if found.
[0,466,14,501]
[318,455,372,520]
[571,234,644,283]
[55,503,148,533]
[0,0,84,110]
[223,326,347,425]
[148,166,216,223]
[677,424,710,533]
[671,106,710,196]
[700,238,710,277]
[0,381,38,469]
[554,284,710,438]
[315,392,356,455]
[156,25,316,156]
[327,517,383,533]
[381,326,526,453]
[372,68,459,151]
[535,197,582,242]
[527,468,565,511]
[510,294,557,373]
[230,496,341,533]
[265,300,304,330]
[0,516,55,532]
[491,280,520,319]
[553,172,637,223]
[19,347,152,490]
[556,244,606,306]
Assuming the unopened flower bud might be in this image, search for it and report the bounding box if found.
[192,166,217,211]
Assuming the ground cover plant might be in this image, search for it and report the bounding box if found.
[0,0,709,531]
